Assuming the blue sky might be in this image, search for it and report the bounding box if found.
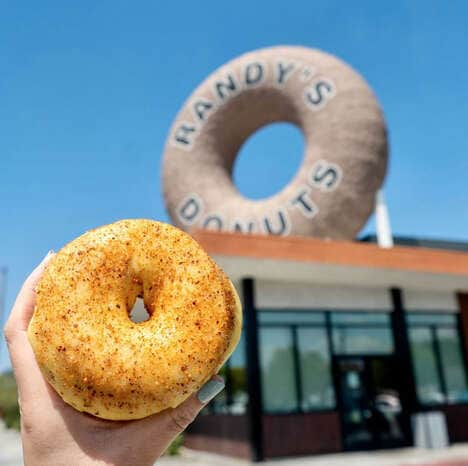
[1,1,467,369]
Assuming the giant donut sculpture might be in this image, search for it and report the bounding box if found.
[162,45,388,239]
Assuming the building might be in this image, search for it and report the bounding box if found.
[157,44,467,462]
[183,230,468,461]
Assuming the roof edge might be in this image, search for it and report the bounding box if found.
[191,230,468,277]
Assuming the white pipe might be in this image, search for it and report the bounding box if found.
[375,190,394,248]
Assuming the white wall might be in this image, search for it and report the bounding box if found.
[254,280,392,311]
[247,279,459,313]
[402,289,458,312]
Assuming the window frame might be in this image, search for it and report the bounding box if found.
[330,311,395,356]
[407,311,468,407]
[208,333,248,415]
[210,309,468,416]
[259,321,335,414]
[258,309,394,415]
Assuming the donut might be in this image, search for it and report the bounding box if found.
[162,45,388,239]
[27,219,242,420]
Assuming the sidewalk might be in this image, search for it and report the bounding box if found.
[2,421,468,466]
[159,447,468,466]
[0,422,23,466]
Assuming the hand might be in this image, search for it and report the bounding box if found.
[3,252,225,466]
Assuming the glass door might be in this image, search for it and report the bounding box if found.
[334,357,374,450]
[334,355,410,451]
[368,357,407,448]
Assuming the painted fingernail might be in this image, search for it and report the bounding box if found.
[197,377,225,404]
[38,250,54,266]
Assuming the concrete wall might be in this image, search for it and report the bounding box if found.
[252,279,458,312]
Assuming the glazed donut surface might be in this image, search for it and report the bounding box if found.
[28,219,242,420]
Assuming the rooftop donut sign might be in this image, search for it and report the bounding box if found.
[162,45,388,239]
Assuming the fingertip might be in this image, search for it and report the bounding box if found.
[30,250,55,283]
[38,250,55,268]
[7,250,56,333]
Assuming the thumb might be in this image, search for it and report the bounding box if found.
[5,250,55,335]
[165,376,225,434]
[122,376,225,464]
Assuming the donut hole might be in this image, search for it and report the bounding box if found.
[233,122,304,200]
[129,297,151,323]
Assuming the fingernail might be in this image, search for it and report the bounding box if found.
[36,251,54,270]
[43,250,54,261]
[197,377,225,404]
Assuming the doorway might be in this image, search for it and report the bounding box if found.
[333,355,411,451]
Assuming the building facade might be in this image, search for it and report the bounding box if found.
[184,231,468,461]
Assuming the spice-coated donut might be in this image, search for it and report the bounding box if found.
[28,219,242,420]
[162,45,388,239]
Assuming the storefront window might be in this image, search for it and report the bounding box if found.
[408,312,468,405]
[229,333,248,413]
[333,327,393,354]
[408,313,456,325]
[331,312,393,355]
[297,327,334,409]
[259,327,297,412]
[409,327,444,405]
[438,328,468,403]
[331,312,390,325]
[259,311,334,413]
[209,334,248,415]
[258,310,394,414]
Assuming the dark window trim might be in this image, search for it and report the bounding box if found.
[243,278,263,462]
[260,322,392,329]
[259,308,393,319]
[332,351,396,358]
[457,313,468,389]
[260,323,326,328]
[261,407,337,416]
[224,359,234,407]
[259,309,392,325]
[291,325,302,412]
[259,308,392,313]
[408,323,458,328]
[431,326,448,397]
[333,323,393,329]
